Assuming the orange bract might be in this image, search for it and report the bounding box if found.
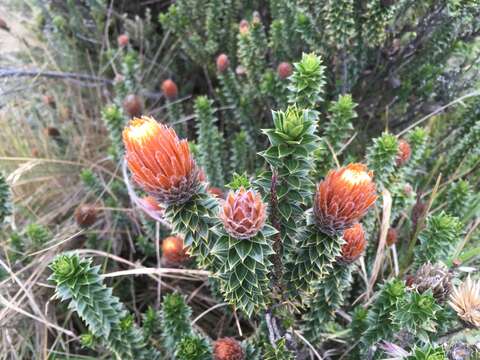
[213,338,244,360]
[220,187,266,239]
[314,163,377,234]
[340,223,366,263]
[162,236,190,265]
[123,116,200,204]
[396,139,411,166]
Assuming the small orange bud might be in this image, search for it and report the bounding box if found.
[74,204,98,228]
[386,227,398,246]
[277,62,293,80]
[123,94,143,118]
[161,79,178,100]
[162,236,190,264]
[314,163,377,235]
[340,223,367,263]
[208,187,224,198]
[220,187,266,239]
[117,34,129,47]
[216,54,230,73]
[123,116,201,204]
[213,338,244,360]
[44,127,60,137]
[43,95,56,108]
[396,139,411,166]
[239,19,249,35]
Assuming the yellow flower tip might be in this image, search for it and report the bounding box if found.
[340,163,373,185]
[123,116,161,145]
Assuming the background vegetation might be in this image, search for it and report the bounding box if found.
[0,0,480,359]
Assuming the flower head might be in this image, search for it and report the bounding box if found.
[219,187,266,239]
[239,19,249,35]
[449,277,480,328]
[161,79,178,99]
[213,338,244,360]
[339,223,366,263]
[123,116,201,204]
[313,163,377,235]
[413,263,452,303]
[396,139,411,166]
[386,227,398,246]
[277,62,293,80]
[117,34,129,47]
[216,54,230,73]
[162,236,190,265]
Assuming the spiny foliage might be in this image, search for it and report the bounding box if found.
[175,335,212,360]
[362,279,406,346]
[288,53,326,108]
[366,132,398,187]
[214,226,276,316]
[160,293,193,356]
[415,212,463,268]
[0,172,11,226]
[49,254,159,360]
[392,290,443,344]
[303,265,353,342]
[194,96,224,187]
[263,338,294,360]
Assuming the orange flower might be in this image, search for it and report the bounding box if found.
[219,187,266,239]
[314,163,377,235]
[123,116,201,204]
[213,338,244,360]
[117,34,129,47]
[162,236,190,265]
[339,223,366,263]
[396,139,411,166]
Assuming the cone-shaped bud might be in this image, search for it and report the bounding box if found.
[219,187,266,239]
[396,139,411,166]
[339,223,366,263]
[413,263,452,303]
[216,54,230,73]
[239,19,249,35]
[313,163,377,235]
[449,277,480,328]
[213,338,244,360]
[117,34,129,47]
[273,105,308,141]
[123,94,143,118]
[161,79,178,100]
[123,116,201,204]
[162,235,190,264]
[74,204,98,228]
[386,227,398,246]
[277,62,293,80]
